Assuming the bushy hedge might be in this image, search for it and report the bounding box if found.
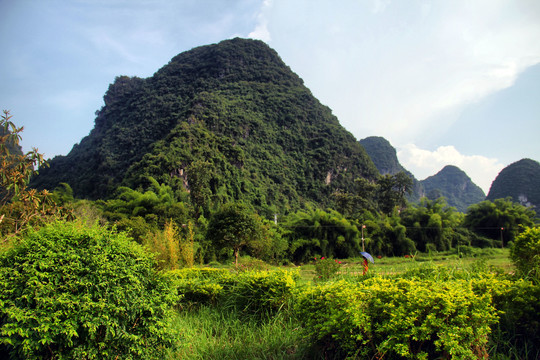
[0,221,177,360]
[226,269,299,319]
[167,268,299,319]
[167,268,234,306]
[473,276,540,355]
[295,278,498,359]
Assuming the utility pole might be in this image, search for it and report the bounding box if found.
[361,224,366,252]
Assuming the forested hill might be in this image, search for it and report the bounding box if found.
[32,38,379,211]
[359,136,409,176]
[359,136,422,201]
[420,165,485,212]
[487,158,540,212]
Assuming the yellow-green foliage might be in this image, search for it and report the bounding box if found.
[179,221,195,267]
[295,278,498,359]
[144,220,181,270]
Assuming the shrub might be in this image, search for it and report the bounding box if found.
[0,221,177,360]
[295,278,498,359]
[168,268,299,320]
[236,256,271,272]
[313,257,341,281]
[226,270,299,319]
[510,226,540,281]
[167,268,234,306]
[473,276,540,356]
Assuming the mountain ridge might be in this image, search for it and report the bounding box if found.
[360,136,486,211]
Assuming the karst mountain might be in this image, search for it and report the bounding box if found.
[32,38,379,211]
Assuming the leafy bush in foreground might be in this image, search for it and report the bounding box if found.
[295,278,497,359]
[473,276,540,357]
[0,221,177,359]
[511,226,540,281]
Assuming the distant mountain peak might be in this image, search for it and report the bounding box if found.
[359,136,406,176]
[487,158,540,212]
[421,165,485,212]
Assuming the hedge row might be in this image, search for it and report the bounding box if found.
[166,268,300,319]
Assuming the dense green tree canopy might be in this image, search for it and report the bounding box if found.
[463,198,536,246]
[283,208,362,262]
[401,198,463,252]
[206,202,265,265]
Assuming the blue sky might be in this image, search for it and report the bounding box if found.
[1,0,539,194]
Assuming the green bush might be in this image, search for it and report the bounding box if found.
[0,221,177,360]
[314,257,341,281]
[510,226,540,281]
[168,268,299,320]
[473,276,540,356]
[295,278,498,359]
[226,269,299,319]
[236,256,271,272]
[167,268,234,306]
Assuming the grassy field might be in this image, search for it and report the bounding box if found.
[296,248,513,282]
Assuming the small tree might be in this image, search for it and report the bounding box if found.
[376,172,413,214]
[144,220,181,270]
[511,226,540,281]
[179,220,195,267]
[206,203,263,266]
[0,110,62,239]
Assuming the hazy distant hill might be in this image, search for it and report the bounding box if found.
[420,165,485,212]
[359,136,422,201]
[32,38,379,211]
[487,158,540,212]
[359,136,409,175]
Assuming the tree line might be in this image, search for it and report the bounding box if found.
[1,110,537,268]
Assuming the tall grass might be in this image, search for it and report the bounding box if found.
[166,306,315,360]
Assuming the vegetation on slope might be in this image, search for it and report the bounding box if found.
[487,158,540,213]
[421,165,486,213]
[32,38,379,214]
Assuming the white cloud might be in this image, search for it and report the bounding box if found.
[397,143,505,194]
[248,0,272,42]
[371,0,390,14]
